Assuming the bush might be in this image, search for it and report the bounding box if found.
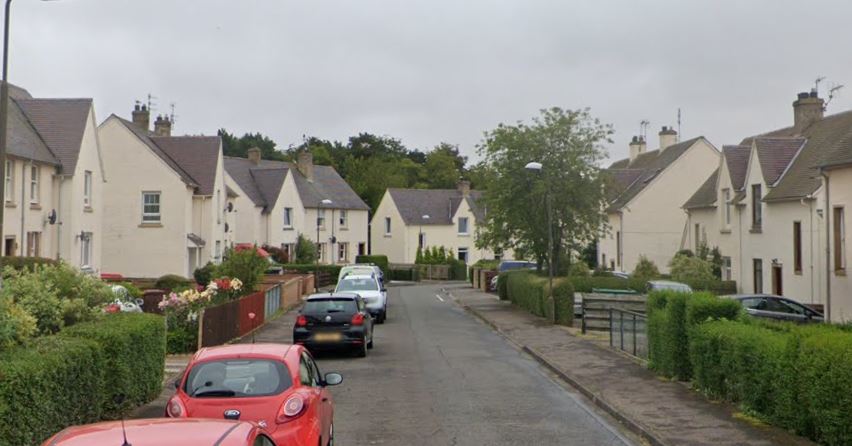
[61,313,165,419]
[0,256,58,274]
[497,272,510,300]
[553,279,575,326]
[388,268,420,281]
[355,255,389,276]
[0,336,104,446]
[473,259,500,269]
[219,248,268,293]
[155,274,193,291]
[193,262,218,287]
[503,272,573,325]
[570,276,636,293]
[262,245,290,264]
[632,255,660,281]
[449,260,467,280]
[567,261,591,278]
[0,297,36,350]
[281,264,343,276]
[796,329,852,444]
[294,234,317,264]
[669,254,716,290]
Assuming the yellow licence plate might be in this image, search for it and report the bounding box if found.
[314,333,343,342]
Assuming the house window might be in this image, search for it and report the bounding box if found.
[30,165,39,204]
[215,241,222,262]
[80,232,93,269]
[317,209,326,229]
[458,217,469,235]
[317,243,326,263]
[722,188,731,226]
[458,247,469,263]
[338,242,349,263]
[339,210,348,228]
[4,236,15,256]
[722,256,732,281]
[753,258,763,294]
[5,160,13,203]
[793,221,802,274]
[217,190,222,224]
[384,217,391,235]
[834,207,846,272]
[142,192,161,223]
[751,184,762,230]
[83,171,93,208]
[283,207,293,228]
[26,231,40,257]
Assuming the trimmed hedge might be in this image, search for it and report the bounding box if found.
[0,313,165,446]
[450,261,467,281]
[504,272,573,325]
[497,272,510,300]
[646,290,741,380]
[281,264,343,276]
[355,255,389,276]
[388,268,420,282]
[0,256,58,273]
[570,276,638,293]
[154,274,193,291]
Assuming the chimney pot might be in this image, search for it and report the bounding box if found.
[457,180,471,197]
[297,151,314,182]
[659,126,678,150]
[629,135,647,162]
[247,147,262,165]
[131,103,151,132]
[154,114,172,137]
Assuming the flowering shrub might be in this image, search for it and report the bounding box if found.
[161,277,244,353]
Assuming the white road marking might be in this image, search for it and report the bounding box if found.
[435,294,445,302]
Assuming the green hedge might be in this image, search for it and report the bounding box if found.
[355,255,389,276]
[61,313,166,419]
[0,256,58,273]
[647,290,741,380]
[0,313,165,446]
[570,276,638,293]
[504,272,573,325]
[282,264,343,276]
[450,261,467,281]
[497,272,510,300]
[388,268,420,281]
[154,274,193,291]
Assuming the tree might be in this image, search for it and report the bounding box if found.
[218,129,286,161]
[294,234,317,264]
[475,107,613,274]
[669,253,715,289]
[421,143,466,189]
[632,255,661,281]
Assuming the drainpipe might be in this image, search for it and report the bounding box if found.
[822,171,832,321]
[738,204,744,291]
[801,197,815,303]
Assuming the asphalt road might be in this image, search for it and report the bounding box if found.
[314,283,634,446]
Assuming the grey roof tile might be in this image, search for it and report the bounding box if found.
[683,168,719,209]
[16,98,91,174]
[388,188,484,225]
[150,136,221,196]
[753,137,806,186]
[722,145,750,191]
[113,117,198,189]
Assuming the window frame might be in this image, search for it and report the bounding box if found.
[317,209,326,229]
[5,160,13,203]
[338,242,348,263]
[751,184,762,230]
[339,209,348,228]
[83,170,93,208]
[283,207,293,228]
[753,258,763,294]
[26,231,41,257]
[834,206,846,272]
[80,232,93,268]
[793,221,803,274]
[458,217,469,235]
[141,191,162,223]
[458,247,469,263]
[29,165,39,204]
[384,217,391,235]
[722,188,731,227]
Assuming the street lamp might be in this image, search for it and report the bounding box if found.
[315,199,332,291]
[419,214,429,251]
[525,161,555,324]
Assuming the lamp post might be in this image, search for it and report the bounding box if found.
[525,161,555,324]
[315,199,332,292]
[419,214,429,252]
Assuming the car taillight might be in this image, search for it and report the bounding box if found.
[277,395,307,423]
[351,313,364,326]
[296,315,308,327]
[166,397,186,418]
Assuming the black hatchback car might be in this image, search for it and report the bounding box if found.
[293,293,375,357]
[725,294,824,323]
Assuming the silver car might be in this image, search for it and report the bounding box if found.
[335,273,388,323]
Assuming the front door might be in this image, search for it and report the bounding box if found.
[772,265,783,296]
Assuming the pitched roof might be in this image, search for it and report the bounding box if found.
[741,110,852,201]
[113,117,198,189]
[818,123,852,169]
[16,98,92,174]
[224,157,369,212]
[723,145,750,190]
[387,188,485,225]
[150,136,221,196]
[5,96,59,166]
[683,168,719,209]
[753,137,806,186]
[606,137,703,211]
[603,169,644,201]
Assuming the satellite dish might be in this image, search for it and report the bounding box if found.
[47,209,57,225]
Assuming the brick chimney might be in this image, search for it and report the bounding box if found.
[659,126,678,150]
[457,180,471,197]
[628,136,646,162]
[793,91,824,133]
[153,115,172,137]
[297,151,314,182]
[247,147,261,165]
[132,103,150,132]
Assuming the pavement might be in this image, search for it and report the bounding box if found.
[135,282,636,445]
[449,284,816,446]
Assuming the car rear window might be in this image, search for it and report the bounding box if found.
[185,359,292,398]
[304,298,358,314]
[336,278,378,292]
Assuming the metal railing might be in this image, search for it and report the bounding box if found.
[609,308,648,360]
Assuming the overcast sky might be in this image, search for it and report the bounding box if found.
[10,0,852,164]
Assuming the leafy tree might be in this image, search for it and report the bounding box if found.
[415,246,423,264]
[219,129,286,161]
[632,255,661,281]
[476,107,612,274]
[568,261,591,277]
[669,253,715,289]
[422,143,464,189]
[294,234,317,264]
[218,248,268,293]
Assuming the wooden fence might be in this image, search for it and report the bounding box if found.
[581,293,647,333]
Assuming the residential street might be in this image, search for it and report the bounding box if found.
[140,283,634,445]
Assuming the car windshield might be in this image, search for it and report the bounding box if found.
[337,278,378,292]
[304,298,358,314]
[185,359,292,398]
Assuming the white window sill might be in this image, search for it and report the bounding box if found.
[458,233,470,237]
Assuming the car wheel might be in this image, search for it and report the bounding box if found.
[356,338,367,357]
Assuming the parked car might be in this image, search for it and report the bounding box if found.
[294,293,375,356]
[338,264,378,282]
[166,343,342,446]
[724,294,824,323]
[611,271,631,280]
[335,273,388,323]
[646,280,693,293]
[42,418,278,446]
[497,260,538,273]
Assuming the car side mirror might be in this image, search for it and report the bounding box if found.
[324,373,343,387]
[381,288,387,293]
[173,378,181,390]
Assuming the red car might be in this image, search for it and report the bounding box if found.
[167,343,341,446]
[42,418,276,446]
